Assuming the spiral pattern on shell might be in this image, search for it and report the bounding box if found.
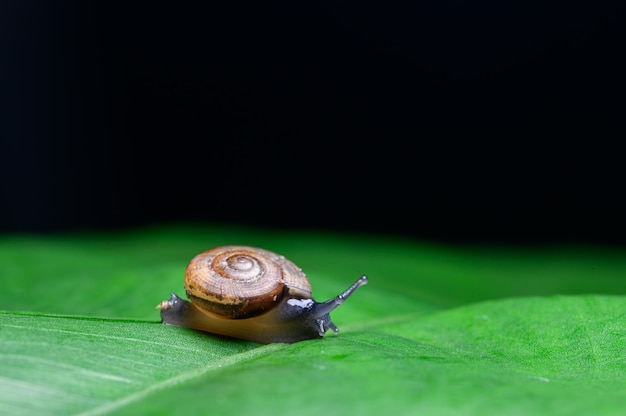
[184,245,312,318]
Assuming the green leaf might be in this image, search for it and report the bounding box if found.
[135,295,626,415]
[2,225,626,415]
[0,312,261,415]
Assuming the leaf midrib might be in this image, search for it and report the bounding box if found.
[73,342,286,416]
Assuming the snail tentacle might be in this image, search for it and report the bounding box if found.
[312,275,369,317]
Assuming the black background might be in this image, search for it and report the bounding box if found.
[2,1,625,244]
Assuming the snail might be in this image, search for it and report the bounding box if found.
[157,245,368,343]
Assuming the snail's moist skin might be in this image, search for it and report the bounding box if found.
[158,290,333,343]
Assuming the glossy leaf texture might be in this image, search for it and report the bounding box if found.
[2,225,626,415]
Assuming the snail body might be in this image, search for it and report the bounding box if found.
[157,245,368,343]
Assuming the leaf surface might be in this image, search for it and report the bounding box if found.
[1,225,626,415]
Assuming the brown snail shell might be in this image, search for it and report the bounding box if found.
[157,245,368,343]
[184,246,311,319]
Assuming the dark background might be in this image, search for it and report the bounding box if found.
[2,1,625,244]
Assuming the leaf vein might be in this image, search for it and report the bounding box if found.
[1,324,203,353]
[75,343,286,416]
